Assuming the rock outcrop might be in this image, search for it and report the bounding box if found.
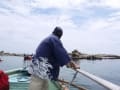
[70,50,120,60]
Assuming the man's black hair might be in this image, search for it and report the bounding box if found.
[52,26,63,39]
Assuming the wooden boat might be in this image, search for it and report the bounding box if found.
[6,68,86,90]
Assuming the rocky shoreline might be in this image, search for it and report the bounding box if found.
[0,51,25,57]
[70,50,120,60]
[0,50,120,60]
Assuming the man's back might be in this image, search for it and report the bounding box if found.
[31,34,70,80]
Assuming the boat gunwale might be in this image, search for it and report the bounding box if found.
[5,68,23,75]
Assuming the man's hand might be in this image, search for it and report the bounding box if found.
[63,86,69,90]
[66,61,80,69]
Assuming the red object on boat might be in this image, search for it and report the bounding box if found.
[24,55,32,61]
[0,70,9,90]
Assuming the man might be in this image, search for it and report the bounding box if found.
[29,26,78,90]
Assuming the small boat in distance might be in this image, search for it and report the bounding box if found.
[0,57,3,62]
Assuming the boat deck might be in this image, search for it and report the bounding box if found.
[7,69,61,90]
[9,70,30,90]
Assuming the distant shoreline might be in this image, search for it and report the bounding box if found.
[0,50,120,60]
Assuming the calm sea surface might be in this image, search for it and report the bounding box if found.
[0,56,120,90]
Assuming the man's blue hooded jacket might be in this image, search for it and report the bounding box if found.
[33,34,70,80]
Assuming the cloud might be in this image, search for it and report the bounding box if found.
[84,0,120,9]
[0,0,120,54]
[0,0,31,15]
[31,0,86,9]
[102,0,120,9]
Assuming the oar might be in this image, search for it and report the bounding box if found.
[68,71,78,87]
[66,60,80,88]
[75,69,120,90]
[58,71,79,90]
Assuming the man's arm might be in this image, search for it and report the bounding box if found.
[51,37,70,66]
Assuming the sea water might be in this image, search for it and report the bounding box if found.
[60,60,120,90]
[0,56,120,90]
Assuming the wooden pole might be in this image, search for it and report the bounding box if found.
[76,69,120,90]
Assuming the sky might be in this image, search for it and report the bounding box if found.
[0,0,120,55]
